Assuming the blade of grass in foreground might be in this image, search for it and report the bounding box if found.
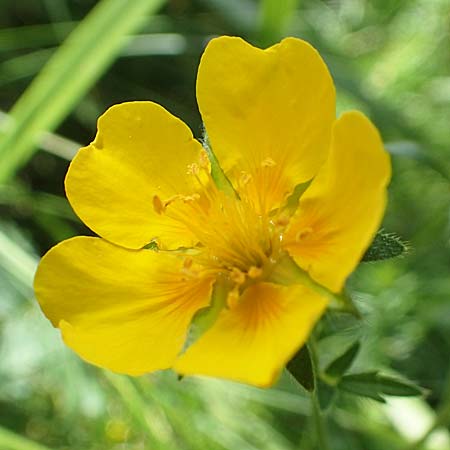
[0,0,165,183]
[0,425,53,450]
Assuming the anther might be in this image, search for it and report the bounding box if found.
[183,257,193,269]
[261,157,276,168]
[239,171,252,186]
[296,227,313,241]
[230,267,246,285]
[199,150,209,169]
[248,266,263,279]
[181,193,200,203]
[187,163,200,175]
[274,215,290,227]
[152,195,165,215]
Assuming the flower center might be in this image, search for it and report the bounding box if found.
[152,151,291,301]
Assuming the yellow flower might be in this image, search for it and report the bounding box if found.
[34,36,391,387]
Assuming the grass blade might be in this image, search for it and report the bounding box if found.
[0,0,165,183]
[0,426,53,450]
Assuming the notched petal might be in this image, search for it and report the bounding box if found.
[66,101,205,250]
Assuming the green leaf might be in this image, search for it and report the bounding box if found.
[324,341,360,381]
[362,230,409,262]
[286,345,315,392]
[0,0,165,183]
[375,375,425,397]
[339,371,424,403]
[317,379,336,411]
[0,425,53,450]
[187,279,228,346]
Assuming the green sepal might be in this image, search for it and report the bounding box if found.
[283,181,311,215]
[202,129,236,196]
[185,278,228,348]
[338,371,424,403]
[324,341,360,382]
[143,241,158,250]
[362,230,409,262]
[286,345,315,392]
[329,290,361,318]
[269,254,361,317]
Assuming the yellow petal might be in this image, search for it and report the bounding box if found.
[197,36,335,214]
[284,111,391,293]
[66,101,205,250]
[34,237,213,375]
[174,282,327,387]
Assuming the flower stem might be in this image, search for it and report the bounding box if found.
[308,338,330,450]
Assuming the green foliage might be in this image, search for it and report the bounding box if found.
[339,371,424,403]
[1,0,450,449]
[286,345,315,392]
[0,0,165,183]
[324,341,360,381]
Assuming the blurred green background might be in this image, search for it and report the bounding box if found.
[1,0,449,449]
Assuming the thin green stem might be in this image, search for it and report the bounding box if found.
[308,339,330,450]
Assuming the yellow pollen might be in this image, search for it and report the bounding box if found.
[296,227,313,241]
[183,257,193,269]
[274,214,290,228]
[248,266,263,279]
[230,267,246,285]
[239,171,252,186]
[199,150,209,169]
[187,163,200,175]
[261,157,276,168]
[181,193,200,203]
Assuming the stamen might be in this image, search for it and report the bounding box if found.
[199,150,209,169]
[181,193,200,203]
[230,267,246,285]
[152,195,165,215]
[261,157,276,168]
[248,266,263,279]
[187,163,200,175]
[274,214,290,228]
[296,227,313,241]
[239,171,252,187]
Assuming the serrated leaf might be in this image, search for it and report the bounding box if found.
[362,230,409,262]
[286,345,315,392]
[339,371,423,402]
[325,341,360,381]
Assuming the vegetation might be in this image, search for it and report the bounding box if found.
[1,0,449,449]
